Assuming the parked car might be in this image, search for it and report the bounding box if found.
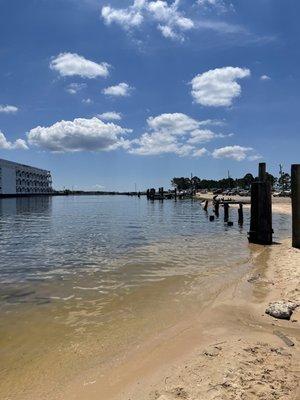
[273,190,291,197]
[238,190,251,197]
[212,188,223,195]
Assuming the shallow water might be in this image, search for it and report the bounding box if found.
[0,195,291,399]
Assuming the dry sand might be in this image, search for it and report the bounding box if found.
[196,192,292,215]
[62,212,300,400]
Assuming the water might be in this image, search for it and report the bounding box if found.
[0,195,291,400]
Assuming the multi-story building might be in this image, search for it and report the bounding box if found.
[0,159,52,195]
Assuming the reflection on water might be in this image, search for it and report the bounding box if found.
[0,196,292,400]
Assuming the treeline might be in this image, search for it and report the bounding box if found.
[171,171,291,191]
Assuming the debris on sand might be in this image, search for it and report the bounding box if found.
[265,300,299,320]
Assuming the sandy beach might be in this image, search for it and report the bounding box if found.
[59,200,299,400]
[196,192,292,215]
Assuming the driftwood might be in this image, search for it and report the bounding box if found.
[273,330,295,347]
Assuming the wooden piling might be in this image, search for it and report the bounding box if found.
[259,162,266,181]
[224,203,229,222]
[291,164,300,248]
[248,163,272,245]
[214,200,220,217]
[203,200,208,212]
[238,203,244,225]
[158,187,164,199]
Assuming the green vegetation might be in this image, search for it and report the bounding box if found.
[171,172,280,192]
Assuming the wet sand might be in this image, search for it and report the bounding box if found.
[62,232,300,399]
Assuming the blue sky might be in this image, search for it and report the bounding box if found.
[0,0,299,191]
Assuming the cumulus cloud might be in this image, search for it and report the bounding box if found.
[98,111,122,121]
[0,105,18,114]
[192,147,209,157]
[212,145,254,161]
[66,83,87,94]
[147,113,199,134]
[260,74,271,81]
[102,0,144,29]
[27,117,132,152]
[187,129,232,144]
[102,82,133,97]
[128,112,229,156]
[0,131,28,150]
[191,66,250,107]
[50,53,110,79]
[101,0,194,41]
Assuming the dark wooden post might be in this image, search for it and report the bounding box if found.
[214,200,220,217]
[238,203,244,225]
[248,163,272,245]
[291,164,300,248]
[259,162,266,181]
[203,200,208,212]
[146,189,150,199]
[224,203,229,222]
[174,188,177,200]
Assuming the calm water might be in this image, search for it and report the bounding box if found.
[0,195,291,400]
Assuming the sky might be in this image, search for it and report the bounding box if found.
[0,0,299,191]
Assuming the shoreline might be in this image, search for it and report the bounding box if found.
[196,192,292,215]
[60,209,299,399]
[1,198,298,400]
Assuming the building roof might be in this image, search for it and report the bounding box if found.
[0,158,50,173]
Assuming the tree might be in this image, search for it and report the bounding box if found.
[278,173,291,191]
[265,172,277,189]
[171,177,191,191]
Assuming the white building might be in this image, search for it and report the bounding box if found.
[0,159,52,195]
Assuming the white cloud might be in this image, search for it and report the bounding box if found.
[0,105,18,114]
[66,83,87,94]
[248,154,262,161]
[102,1,144,29]
[93,184,105,190]
[147,113,199,134]
[191,66,250,107]
[98,111,122,121]
[188,129,216,144]
[196,20,244,34]
[0,131,28,150]
[82,98,93,104]
[50,53,110,79]
[212,145,253,161]
[260,74,271,81]
[27,117,132,152]
[128,112,229,156]
[197,0,232,13]
[101,0,194,41]
[102,82,133,97]
[192,147,209,157]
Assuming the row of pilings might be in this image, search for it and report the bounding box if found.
[204,162,300,249]
[248,162,300,248]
